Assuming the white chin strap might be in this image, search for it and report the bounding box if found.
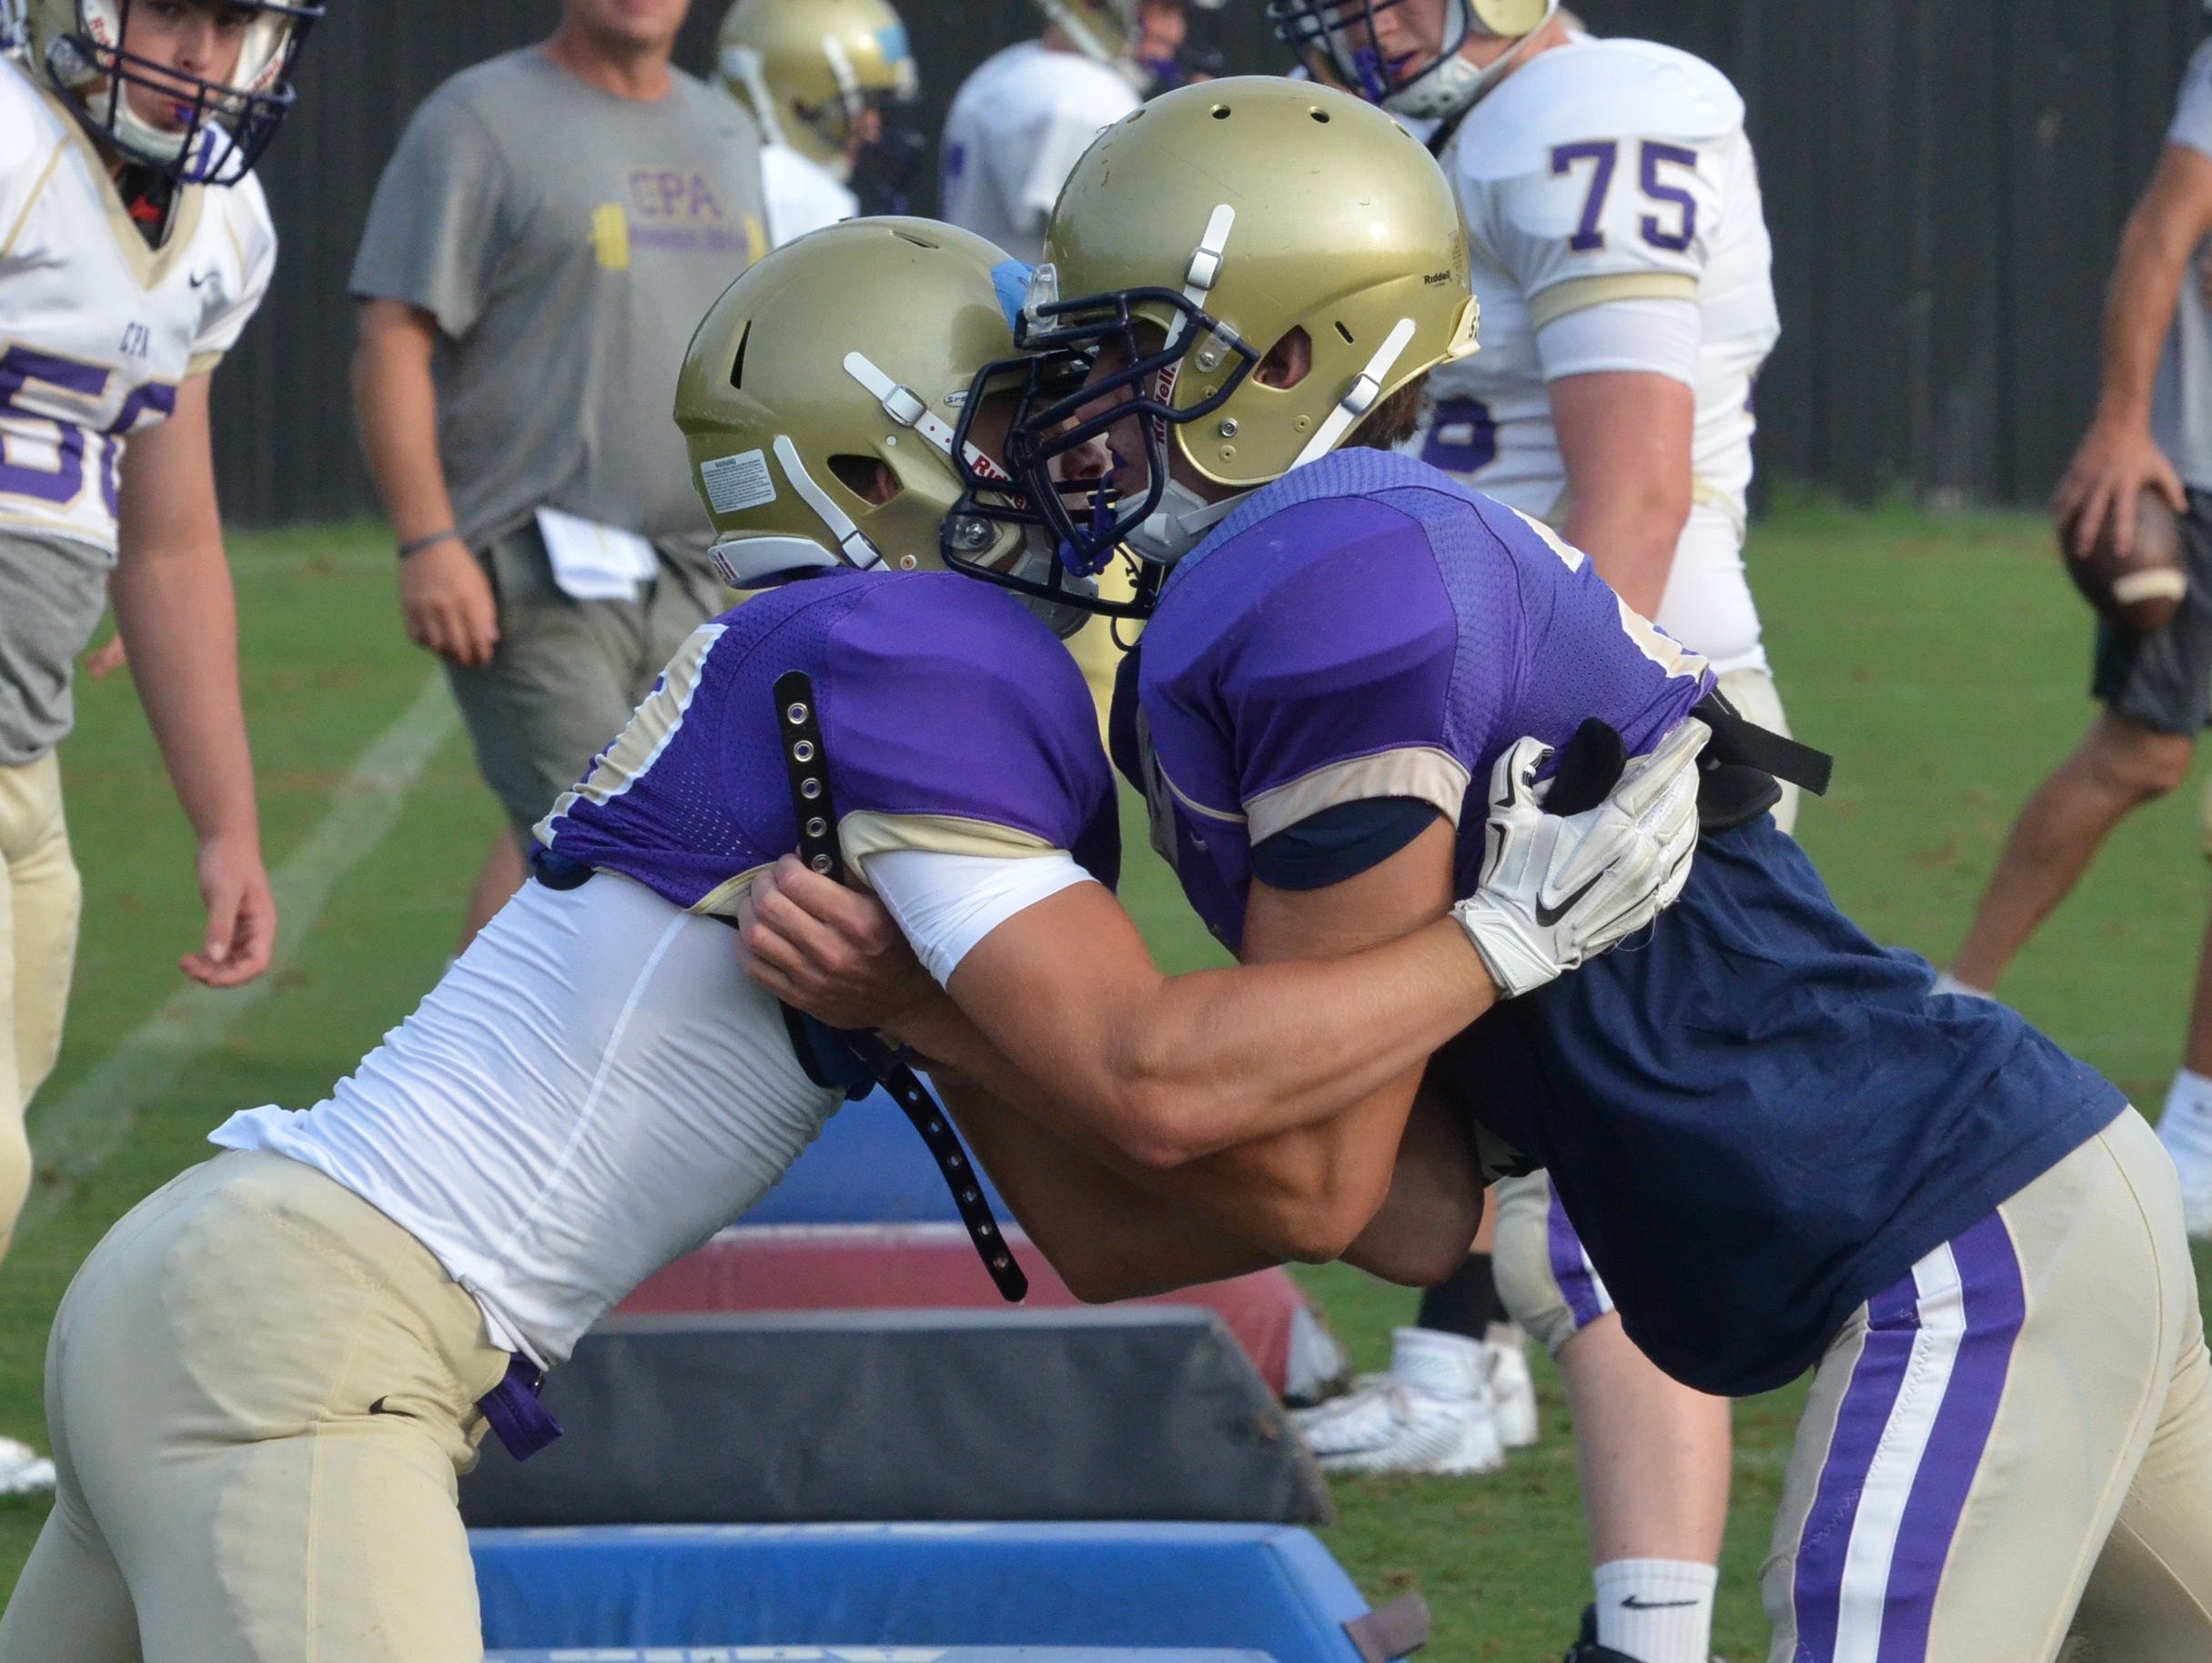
[1126,479,1247,569]
[1382,0,1561,121]
[775,434,886,569]
[1293,317,1419,468]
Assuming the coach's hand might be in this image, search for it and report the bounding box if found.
[183,831,277,988]
[2055,417,2187,562]
[1453,718,1708,999]
[399,539,500,668]
[740,854,940,1034]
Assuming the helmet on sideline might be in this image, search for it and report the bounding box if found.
[954,77,1478,617]
[714,0,918,180]
[20,0,321,185]
[1035,0,1228,95]
[672,218,1096,637]
[1266,0,1560,119]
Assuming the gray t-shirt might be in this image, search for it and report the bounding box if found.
[350,50,765,563]
[2157,39,2212,492]
[0,529,112,765]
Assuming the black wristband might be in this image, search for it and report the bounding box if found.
[398,528,461,559]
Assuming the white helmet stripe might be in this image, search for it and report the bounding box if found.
[842,351,967,459]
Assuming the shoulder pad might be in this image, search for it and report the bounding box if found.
[1457,39,1744,181]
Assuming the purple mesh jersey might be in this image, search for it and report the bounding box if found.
[1121,449,2121,1398]
[540,572,1119,910]
[1125,449,1712,952]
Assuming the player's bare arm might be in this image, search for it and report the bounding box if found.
[110,375,275,987]
[1552,369,1696,618]
[2055,141,2212,558]
[745,828,1492,1279]
[746,724,1704,1258]
[351,298,500,667]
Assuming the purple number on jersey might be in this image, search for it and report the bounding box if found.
[1420,396,1499,475]
[1639,142,1700,252]
[1550,139,1620,253]
[0,345,110,506]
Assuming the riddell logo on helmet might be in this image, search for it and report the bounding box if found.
[1423,270,1454,285]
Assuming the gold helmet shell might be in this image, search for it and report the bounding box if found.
[714,0,917,173]
[674,218,1036,594]
[1035,76,1478,494]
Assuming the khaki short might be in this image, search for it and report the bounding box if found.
[447,520,726,842]
[1763,1111,2212,1663]
[1491,1166,1615,1360]
[0,1150,510,1662]
[0,751,76,1258]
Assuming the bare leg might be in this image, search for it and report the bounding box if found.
[1951,711,2191,990]
[458,826,529,952]
[1558,1315,1732,1565]
[2183,899,2212,1077]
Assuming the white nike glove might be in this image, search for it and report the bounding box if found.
[1453,718,1711,999]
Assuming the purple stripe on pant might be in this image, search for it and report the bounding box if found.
[1546,1184,1614,1331]
[1788,1210,2026,1662]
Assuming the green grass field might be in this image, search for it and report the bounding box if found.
[9,503,2212,1658]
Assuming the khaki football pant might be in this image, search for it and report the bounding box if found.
[1763,1109,2212,1663]
[0,1150,511,1663]
[1491,1167,1615,1359]
[0,751,77,1262]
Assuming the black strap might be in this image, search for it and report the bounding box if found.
[774,671,1028,1304]
[1692,692,1833,796]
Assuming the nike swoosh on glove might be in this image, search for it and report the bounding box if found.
[1451,718,1710,999]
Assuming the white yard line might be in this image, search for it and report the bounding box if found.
[21,671,460,1232]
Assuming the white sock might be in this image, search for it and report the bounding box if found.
[1592,1558,1717,1663]
[1931,970,1993,1001]
[2160,1070,2212,1168]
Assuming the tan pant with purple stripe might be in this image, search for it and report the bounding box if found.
[1763,1108,2212,1662]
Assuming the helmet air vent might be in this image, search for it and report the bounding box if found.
[729,323,753,391]
[1335,321,1356,345]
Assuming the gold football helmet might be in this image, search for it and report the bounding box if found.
[1035,0,1227,94]
[715,0,917,177]
[1266,0,1560,119]
[17,0,320,185]
[970,76,1477,608]
[673,219,1095,634]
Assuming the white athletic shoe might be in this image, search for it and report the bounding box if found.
[0,1437,56,1497]
[1289,1380,1506,1477]
[1483,1335,1541,1449]
[1384,1325,1540,1450]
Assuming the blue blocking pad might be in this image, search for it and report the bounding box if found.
[473,1523,1371,1663]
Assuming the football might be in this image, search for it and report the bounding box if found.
[2066,488,2188,637]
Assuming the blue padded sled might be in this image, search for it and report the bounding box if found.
[472,1523,1370,1663]
[739,1089,1012,1225]
[486,1651,1277,1661]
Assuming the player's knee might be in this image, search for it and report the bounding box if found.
[2086,715,2193,801]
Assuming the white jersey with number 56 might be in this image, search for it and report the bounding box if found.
[1410,37,1779,668]
[0,59,275,553]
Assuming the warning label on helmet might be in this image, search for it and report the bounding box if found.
[702,449,777,514]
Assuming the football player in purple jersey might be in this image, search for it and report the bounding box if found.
[752,82,2212,1663]
[0,215,1705,1663]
